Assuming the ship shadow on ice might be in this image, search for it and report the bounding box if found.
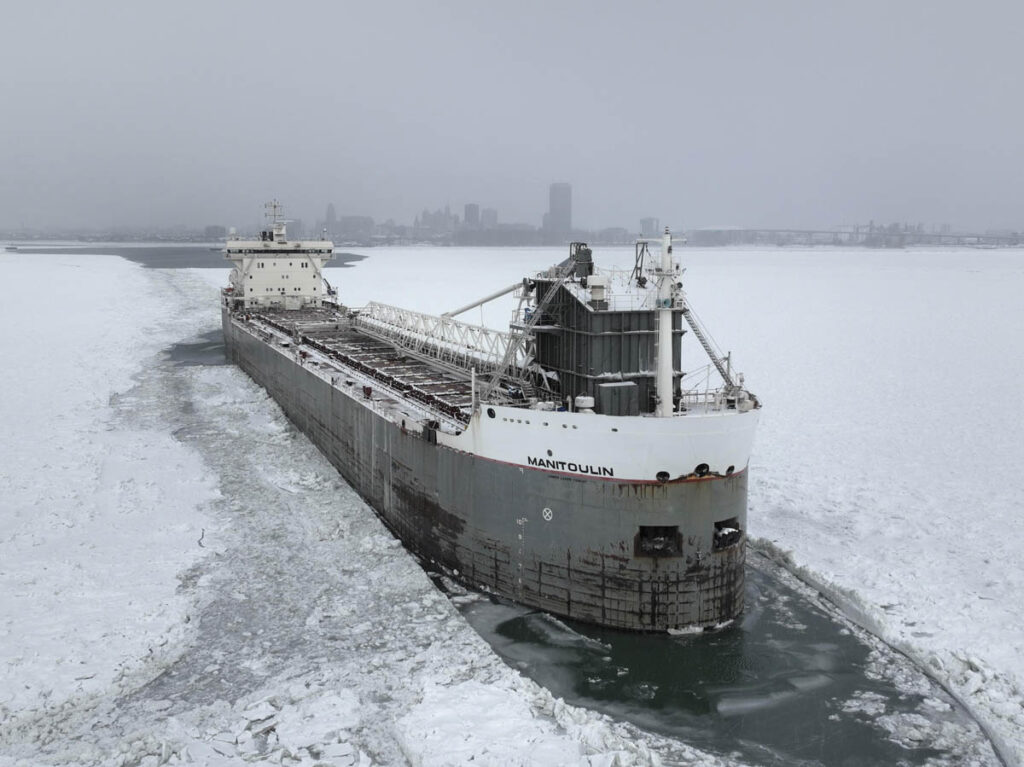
[443,548,995,766]
[165,330,230,367]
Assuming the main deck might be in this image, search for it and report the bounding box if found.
[238,306,476,429]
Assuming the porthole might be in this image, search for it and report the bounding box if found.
[546,449,553,457]
[726,465,735,475]
[487,408,496,418]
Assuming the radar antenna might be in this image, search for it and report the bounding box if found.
[264,199,284,224]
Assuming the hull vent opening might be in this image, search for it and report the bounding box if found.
[713,517,742,551]
[635,525,682,557]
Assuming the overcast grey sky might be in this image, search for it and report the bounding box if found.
[2,1,1022,232]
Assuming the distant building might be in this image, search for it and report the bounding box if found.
[325,203,337,237]
[204,225,227,240]
[640,217,660,238]
[545,183,572,237]
[336,215,375,241]
[415,207,459,233]
[481,208,498,229]
[464,203,480,228]
[453,220,539,246]
[597,227,631,244]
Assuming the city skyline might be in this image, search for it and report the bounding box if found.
[4,174,1019,246]
[6,194,1015,250]
[2,173,1020,239]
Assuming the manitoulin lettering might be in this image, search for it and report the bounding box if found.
[527,456,614,477]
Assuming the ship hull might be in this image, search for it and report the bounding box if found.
[222,310,749,631]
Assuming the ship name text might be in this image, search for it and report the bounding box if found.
[527,456,614,477]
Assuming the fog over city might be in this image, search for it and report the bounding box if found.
[2,1,1023,233]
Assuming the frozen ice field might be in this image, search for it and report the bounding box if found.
[1,245,1021,765]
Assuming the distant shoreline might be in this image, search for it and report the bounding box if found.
[7,246,368,269]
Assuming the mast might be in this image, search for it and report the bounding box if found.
[264,199,287,241]
[655,228,676,417]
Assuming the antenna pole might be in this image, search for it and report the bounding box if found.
[655,228,675,417]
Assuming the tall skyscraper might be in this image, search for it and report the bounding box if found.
[640,217,660,238]
[546,183,572,236]
[464,203,480,228]
[325,203,337,237]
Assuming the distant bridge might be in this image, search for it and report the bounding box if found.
[686,228,1022,248]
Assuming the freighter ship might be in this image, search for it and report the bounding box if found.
[221,202,760,631]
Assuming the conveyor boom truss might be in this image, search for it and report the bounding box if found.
[354,301,527,376]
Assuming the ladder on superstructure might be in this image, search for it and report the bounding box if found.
[680,304,737,390]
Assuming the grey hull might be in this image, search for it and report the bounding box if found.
[223,311,748,631]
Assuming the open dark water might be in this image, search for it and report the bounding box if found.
[450,548,993,766]
[166,329,229,366]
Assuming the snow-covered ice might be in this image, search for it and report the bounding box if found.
[0,255,218,720]
[2,245,1022,766]
[1,251,731,766]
